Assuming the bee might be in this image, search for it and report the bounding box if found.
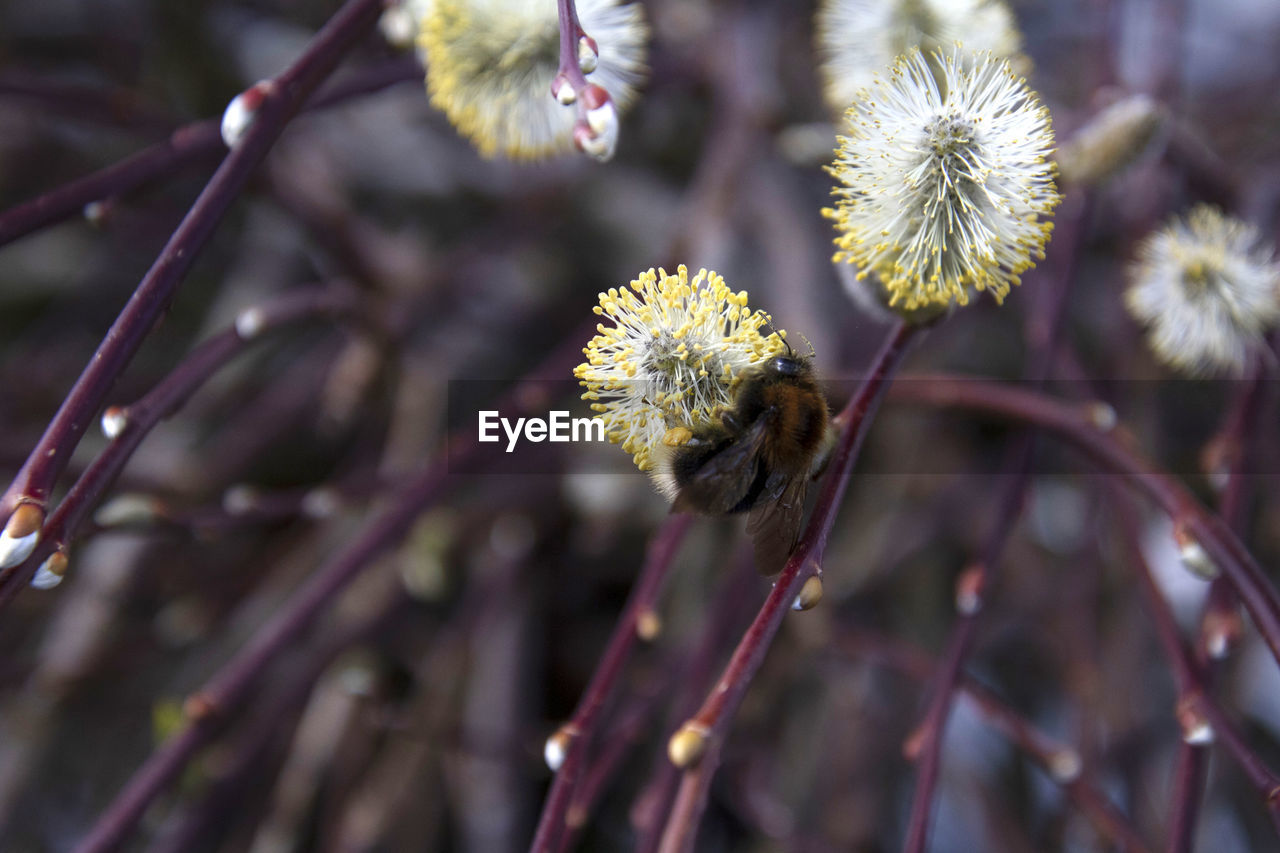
[652,343,832,574]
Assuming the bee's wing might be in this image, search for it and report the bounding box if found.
[672,417,770,515]
[746,476,807,576]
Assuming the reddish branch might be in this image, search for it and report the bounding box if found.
[836,629,1154,853]
[0,56,420,250]
[0,286,368,606]
[529,513,692,853]
[1166,363,1266,851]
[891,374,1280,838]
[902,195,1087,852]
[552,0,617,158]
[1112,494,1280,839]
[0,0,388,551]
[654,320,918,852]
[631,553,759,853]
[890,376,1280,670]
[71,324,591,853]
[146,588,412,853]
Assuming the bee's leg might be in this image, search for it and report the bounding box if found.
[662,426,694,447]
[808,421,840,480]
[719,410,743,432]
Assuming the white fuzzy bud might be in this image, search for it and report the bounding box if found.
[1058,94,1164,186]
[30,554,66,590]
[1085,402,1117,432]
[300,488,342,520]
[544,724,577,771]
[1176,538,1218,580]
[378,6,417,49]
[83,200,110,227]
[580,102,619,162]
[94,494,161,527]
[1047,748,1083,783]
[235,306,266,340]
[577,36,599,73]
[553,77,577,106]
[222,485,259,516]
[221,81,274,150]
[0,506,42,569]
[101,406,128,439]
[1182,717,1214,745]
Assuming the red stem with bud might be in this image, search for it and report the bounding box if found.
[890,376,1280,670]
[655,320,918,852]
[529,513,692,853]
[0,0,387,576]
[553,0,616,159]
[0,286,370,605]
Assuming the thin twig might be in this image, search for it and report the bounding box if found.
[0,56,420,250]
[145,589,413,853]
[889,375,1280,671]
[529,513,691,853]
[0,0,390,556]
[0,285,367,603]
[655,320,918,852]
[1112,495,1280,838]
[632,551,759,853]
[902,193,1088,853]
[835,629,1154,853]
[71,328,588,853]
[1166,361,1266,852]
[552,0,618,158]
[559,686,668,851]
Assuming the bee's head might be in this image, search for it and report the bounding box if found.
[769,354,808,377]
[762,323,813,378]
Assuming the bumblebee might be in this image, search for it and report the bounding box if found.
[652,349,832,574]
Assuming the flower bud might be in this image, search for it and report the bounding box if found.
[668,720,710,768]
[792,575,824,611]
[0,504,44,569]
[544,723,579,771]
[101,405,128,439]
[1173,523,1218,580]
[31,550,68,590]
[221,81,274,149]
[1057,95,1164,186]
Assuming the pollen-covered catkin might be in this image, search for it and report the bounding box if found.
[814,0,1025,116]
[416,0,647,159]
[574,266,788,470]
[1126,205,1280,376]
[825,47,1060,313]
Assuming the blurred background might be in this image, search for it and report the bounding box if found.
[1,0,1280,850]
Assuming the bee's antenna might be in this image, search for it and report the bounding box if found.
[762,319,794,358]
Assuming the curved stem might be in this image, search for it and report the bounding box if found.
[837,629,1153,853]
[1167,363,1266,851]
[0,56,420,250]
[529,513,692,853]
[553,0,618,157]
[890,375,1280,671]
[1113,494,1280,837]
[633,553,758,853]
[72,327,589,853]
[655,320,917,853]
[0,0,387,538]
[903,192,1087,853]
[0,286,366,605]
